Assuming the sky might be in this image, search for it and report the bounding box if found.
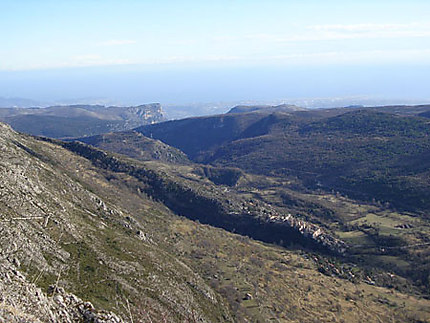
[1,0,430,105]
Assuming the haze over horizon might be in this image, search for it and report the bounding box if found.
[1,0,429,106]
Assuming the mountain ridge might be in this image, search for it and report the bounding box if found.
[227,104,306,114]
[0,103,165,139]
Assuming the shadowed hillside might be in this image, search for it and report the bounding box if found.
[137,107,430,213]
[78,130,191,164]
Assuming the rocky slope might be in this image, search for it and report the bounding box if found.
[0,258,122,323]
[0,122,230,322]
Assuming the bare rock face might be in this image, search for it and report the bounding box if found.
[117,103,165,129]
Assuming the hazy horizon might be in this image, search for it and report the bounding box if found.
[1,1,430,108]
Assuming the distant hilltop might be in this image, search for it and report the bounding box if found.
[227,104,306,114]
[0,103,165,139]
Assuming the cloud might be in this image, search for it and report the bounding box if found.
[133,49,430,66]
[73,54,103,61]
[265,48,430,65]
[68,54,133,67]
[98,39,137,46]
[309,22,430,32]
[4,55,134,70]
[306,22,430,40]
[0,54,242,71]
[223,22,430,44]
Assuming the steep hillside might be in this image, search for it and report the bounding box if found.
[0,122,230,322]
[77,131,191,164]
[0,103,164,138]
[136,112,276,159]
[2,122,429,322]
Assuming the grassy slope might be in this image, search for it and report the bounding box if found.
[236,173,430,295]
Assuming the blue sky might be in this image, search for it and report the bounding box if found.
[1,0,430,104]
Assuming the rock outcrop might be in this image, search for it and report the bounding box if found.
[0,259,123,323]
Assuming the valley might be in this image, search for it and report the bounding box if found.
[1,103,430,322]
